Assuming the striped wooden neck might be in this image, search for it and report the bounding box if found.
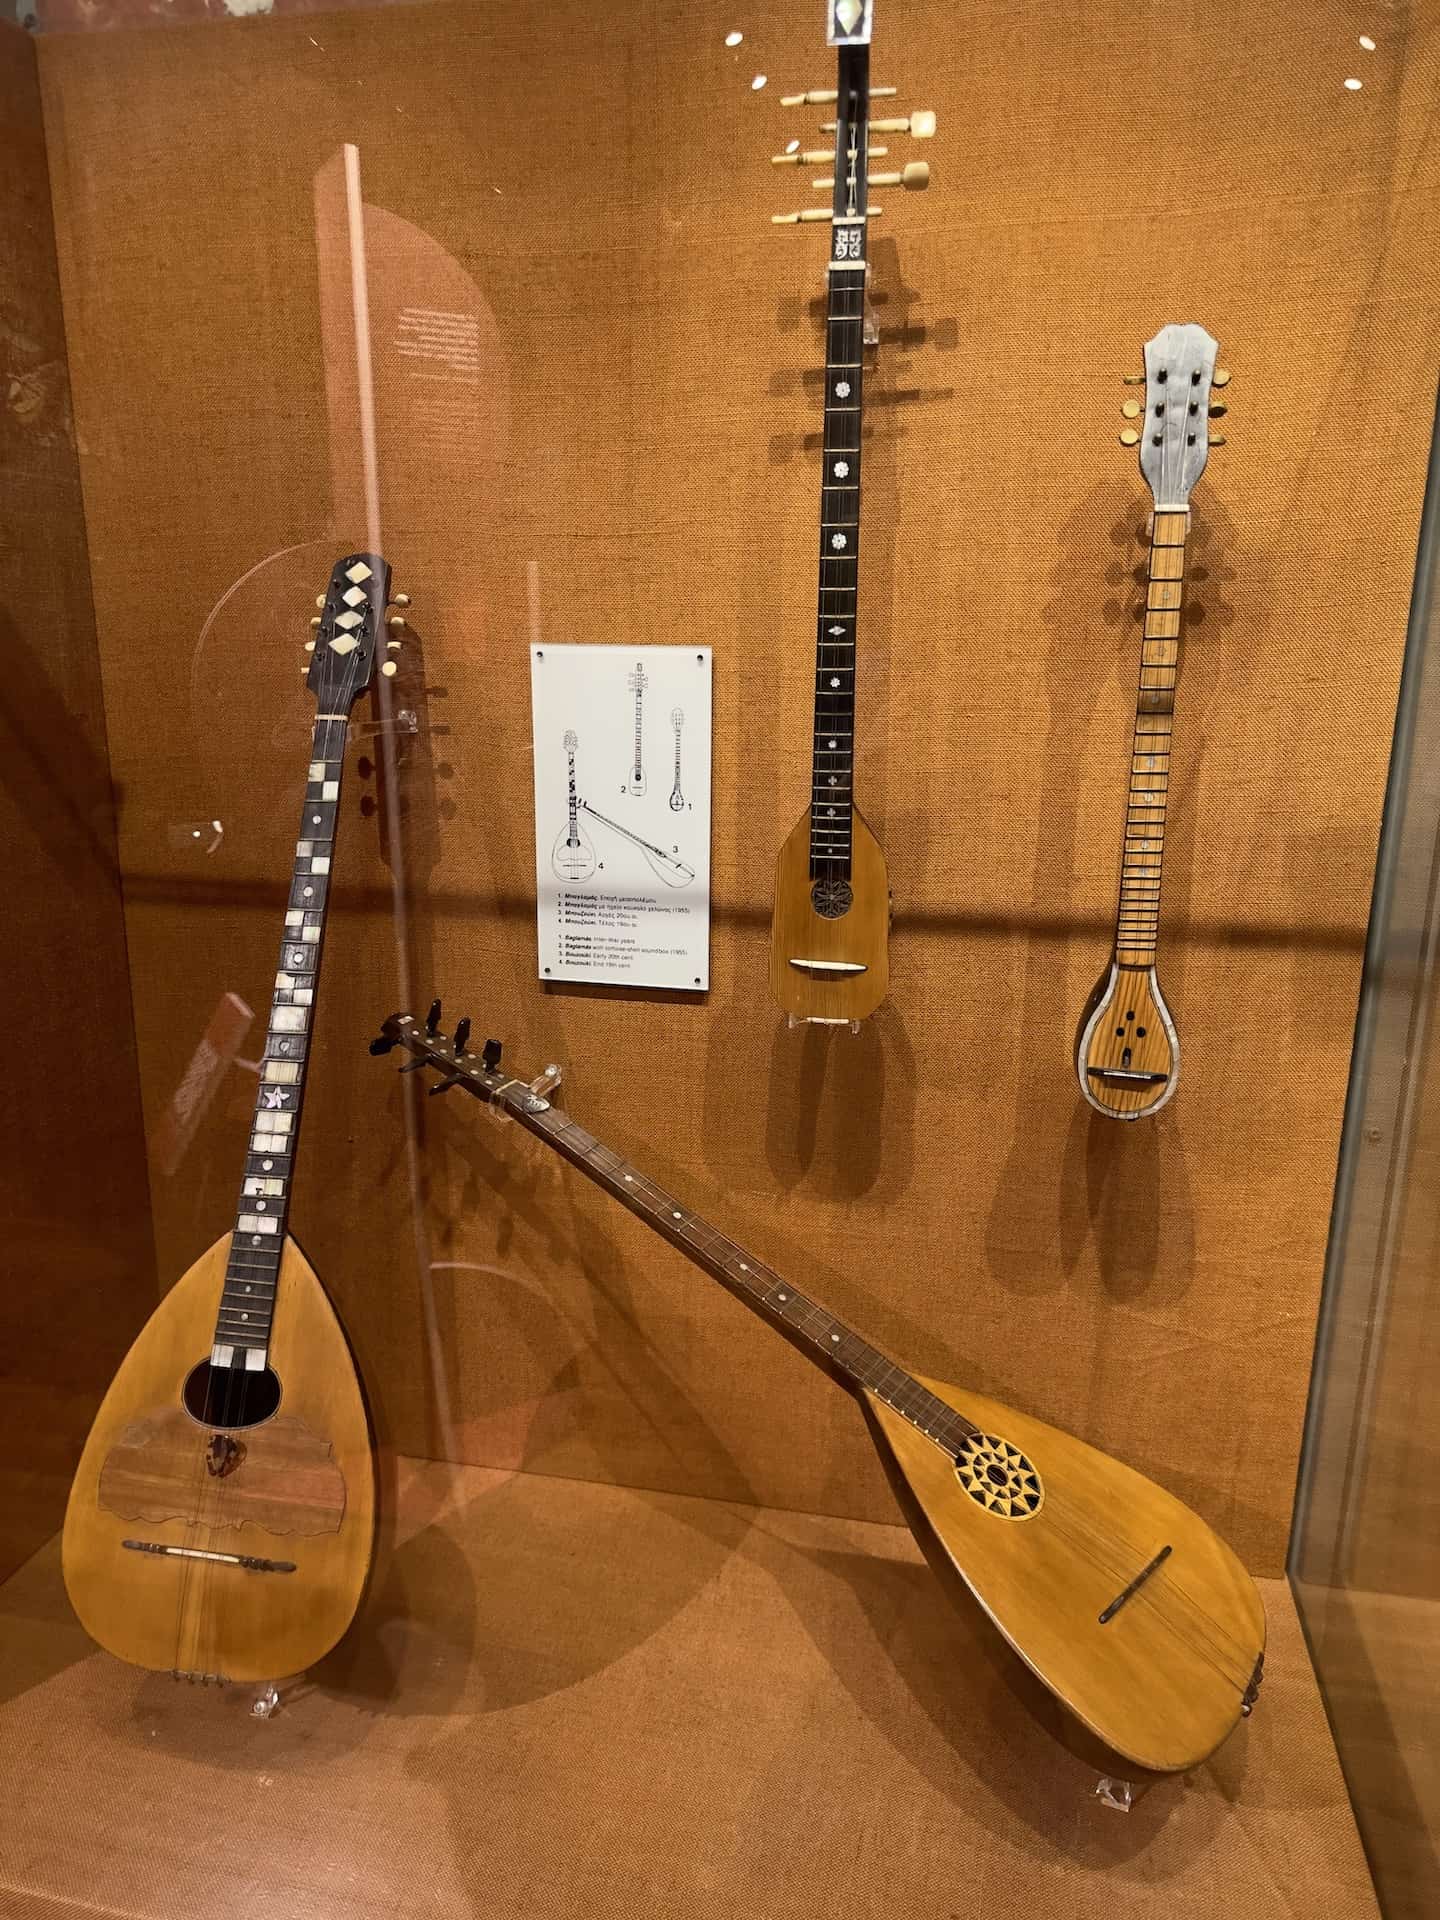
[212,713,349,1368]
[1115,509,1188,967]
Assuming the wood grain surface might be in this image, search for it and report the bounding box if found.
[64,1233,375,1681]
[770,805,890,1022]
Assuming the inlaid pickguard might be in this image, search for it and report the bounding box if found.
[97,1408,347,1537]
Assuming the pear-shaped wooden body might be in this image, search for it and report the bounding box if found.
[769,805,890,1023]
[63,1233,375,1682]
[1075,961,1179,1119]
[863,1376,1264,1774]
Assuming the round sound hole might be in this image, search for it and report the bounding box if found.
[811,877,854,919]
[954,1432,1043,1519]
[182,1359,282,1430]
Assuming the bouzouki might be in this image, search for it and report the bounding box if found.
[767,2,933,1027]
[1076,324,1230,1119]
[63,554,397,1685]
[626,659,648,796]
[370,1007,1265,1776]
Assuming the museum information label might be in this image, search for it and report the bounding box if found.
[530,644,711,990]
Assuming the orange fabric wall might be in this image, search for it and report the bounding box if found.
[33,0,1440,1573]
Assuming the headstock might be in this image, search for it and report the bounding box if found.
[303,552,406,711]
[670,706,685,730]
[1118,326,1229,511]
[628,662,649,694]
[771,3,934,239]
[564,728,579,754]
[370,1009,552,1114]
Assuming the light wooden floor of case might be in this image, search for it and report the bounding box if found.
[3,1457,1379,1920]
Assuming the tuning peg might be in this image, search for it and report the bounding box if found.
[1122,372,1145,385]
[387,614,406,630]
[1208,401,1227,417]
[872,163,929,190]
[426,998,441,1034]
[310,615,322,629]
[773,145,887,165]
[482,1038,503,1072]
[453,1016,472,1056]
[387,638,402,651]
[1121,400,1141,419]
[864,110,936,137]
[1213,368,1231,387]
[368,1031,397,1056]
[772,206,885,224]
[1209,435,1227,447]
[1120,429,1140,447]
[315,595,326,610]
[392,592,411,608]
[381,661,398,677]
[305,639,316,653]
[781,85,897,105]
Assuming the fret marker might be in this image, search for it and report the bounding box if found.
[831,1333,840,1342]
[829,676,840,688]
[672,1210,682,1220]
[835,380,851,398]
[303,886,314,898]
[778,1293,788,1302]
[828,625,845,636]
[833,460,849,478]
[260,1087,289,1110]
[256,1202,266,1212]
[740,1263,748,1272]
[828,739,837,749]
[261,1160,273,1170]
[828,776,838,786]
[312,815,321,825]
[830,533,847,551]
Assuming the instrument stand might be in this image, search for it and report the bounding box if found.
[786,1013,863,1035]
[1094,1775,1138,1812]
[250,1681,284,1720]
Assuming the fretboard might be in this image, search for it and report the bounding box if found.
[500,1083,979,1456]
[810,258,867,879]
[212,714,349,1366]
[1115,510,1188,968]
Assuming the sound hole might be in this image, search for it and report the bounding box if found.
[181,1360,282,1430]
[811,877,854,919]
[954,1432,1043,1520]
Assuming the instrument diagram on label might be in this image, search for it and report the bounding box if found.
[669,707,686,811]
[531,644,711,991]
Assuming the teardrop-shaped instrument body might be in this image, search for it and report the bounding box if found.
[1075,961,1178,1119]
[63,1233,375,1682]
[551,820,598,883]
[769,805,890,1023]
[863,1376,1264,1774]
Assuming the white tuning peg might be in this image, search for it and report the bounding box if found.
[773,145,887,165]
[387,638,402,650]
[772,206,885,224]
[1213,368,1231,387]
[315,595,326,609]
[381,660,398,677]
[812,162,927,191]
[781,85,897,106]
[310,615,322,628]
[304,639,316,652]
[864,110,936,137]
[387,613,406,630]
[392,592,411,607]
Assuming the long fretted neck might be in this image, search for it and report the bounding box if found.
[497,1079,979,1456]
[1115,509,1188,969]
[809,62,870,883]
[212,713,350,1368]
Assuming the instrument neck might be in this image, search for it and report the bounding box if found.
[496,1082,980,1454]
[212,711,350,1367]
[1115,509,1189,968]
[810,226,868,880]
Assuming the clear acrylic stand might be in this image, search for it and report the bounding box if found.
[481,1060,563,1125]
[786,1013,862,1034]
[1094,1775,1135,1812]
